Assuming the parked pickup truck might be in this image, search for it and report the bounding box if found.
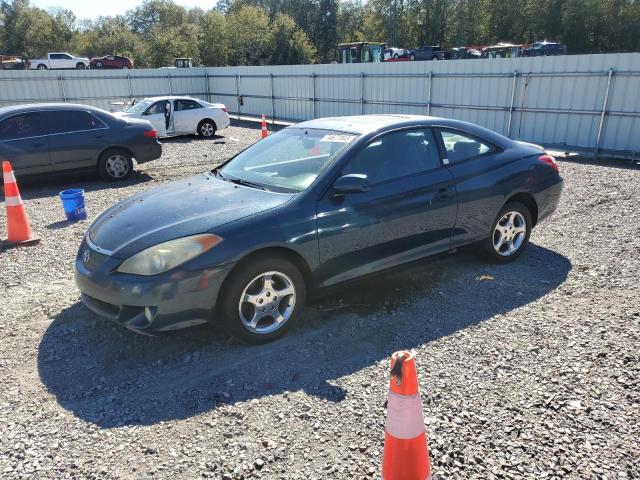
[30,52,90,70]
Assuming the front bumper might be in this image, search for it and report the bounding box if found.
[75,239,234,334]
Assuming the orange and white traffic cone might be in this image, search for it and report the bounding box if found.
[261,114,268,139]
[2,161,39,247]
[382,351,431,480]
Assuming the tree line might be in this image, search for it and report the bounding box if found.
[0,0,638,68]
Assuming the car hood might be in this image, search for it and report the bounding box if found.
[88,173,295,258]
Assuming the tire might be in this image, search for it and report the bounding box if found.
[197,119,216,138]
[409,54,415,61]
[95,62,103,69]
[122,66,129,69]
[97,149,134,181]
[76,63,86,70]
[218,254,306,344]
[481,201,532,263]
[37,64,47,70]
[393,53,399,58]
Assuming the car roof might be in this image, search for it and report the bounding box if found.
[292,114,513,147]
[0,103,106,116]
[140,96,202,102]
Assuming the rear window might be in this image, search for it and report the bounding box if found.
[47,111,106,134]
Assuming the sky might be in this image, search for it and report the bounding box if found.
[31,0,218,20]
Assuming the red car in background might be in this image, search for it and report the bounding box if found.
[90,55,133,69]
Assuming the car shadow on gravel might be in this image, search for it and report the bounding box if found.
[37,244,571,428]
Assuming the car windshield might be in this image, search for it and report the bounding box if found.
[219,128,358,192]
[126,100,153,114]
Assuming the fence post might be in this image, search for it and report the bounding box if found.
[506,70,518,138]
[235,73,240,120]
[167,74,172,95]
[204,71,211,103]
[594,68,614,159]
[312,73,316,119]
[360,72,365,115]
[270,72,275,125]
[58,76,67,102]
[427,72,433,116]
[127,74,133,103]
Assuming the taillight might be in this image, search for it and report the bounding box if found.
[538,154,559,173]
[221,105,228,113]
[143,129,157,138]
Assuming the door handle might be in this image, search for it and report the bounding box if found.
[434,187,453,200]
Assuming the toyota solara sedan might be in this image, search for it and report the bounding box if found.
[76,115,562,343]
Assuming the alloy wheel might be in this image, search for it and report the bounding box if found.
[493,211,527,256]
[105,154,130,179]
[238,271,296,334]
[200,122,215,137]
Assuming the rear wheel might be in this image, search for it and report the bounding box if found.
[481,202,532,263]
[197,119,216,138]
[95,62,103,69]
[218,255,306,344]
[37,64,47,70]
[98,149,134,181]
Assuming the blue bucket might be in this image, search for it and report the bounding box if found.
[59,189,87,221]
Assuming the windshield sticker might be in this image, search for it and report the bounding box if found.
[320,134,356,143]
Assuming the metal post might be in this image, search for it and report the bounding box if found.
[204,71,211,103]
[594,68,614,159]
[235,74,240,120]
[506,70,518,138]
[427,72,433,116]
[312,73,316,119]
[167,74,172,95]
[270,73,275,125]
[127,74,133,103]
[360,72,365,115]
[58,76,67,102]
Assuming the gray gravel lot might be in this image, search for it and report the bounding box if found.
[0,121,638,479]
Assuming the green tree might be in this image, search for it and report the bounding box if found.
[270,12,317,64]
[224,5,272,65]
[199,10,228,66]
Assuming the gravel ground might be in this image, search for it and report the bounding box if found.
[0,121,638,479]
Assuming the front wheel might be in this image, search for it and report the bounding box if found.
[76,63,86,70]
[218,255,306,344]
[480,202,532,263]
[98,149,134,181]
[197,119,216,138]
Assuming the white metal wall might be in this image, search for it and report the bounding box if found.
[0,53,638,157]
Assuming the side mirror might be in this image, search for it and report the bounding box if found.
[333,174,370,194]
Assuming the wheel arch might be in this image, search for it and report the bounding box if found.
[216,246,313,311]
[97,145,135,166]
[504,192,538,226]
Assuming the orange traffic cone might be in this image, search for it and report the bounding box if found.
[382,351,431,480]
[261,114,268,139]
[2,161,39,247]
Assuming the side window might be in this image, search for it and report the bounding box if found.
[175,100,202,111]
[48,111,106,134]
[439,129,493,163]
[0,113,46,141]
[63,54,72,59]
[342,129,441,185]
[144,102,166,115]
[50,54,62,60]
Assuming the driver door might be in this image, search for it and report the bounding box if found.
[142,101,168,137]
[315,128,457,286]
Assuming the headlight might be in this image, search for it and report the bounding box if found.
[117,234,222,276]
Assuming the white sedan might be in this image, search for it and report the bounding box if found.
[118,96,230,138]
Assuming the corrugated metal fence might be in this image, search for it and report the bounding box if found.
[1,53,639,158]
